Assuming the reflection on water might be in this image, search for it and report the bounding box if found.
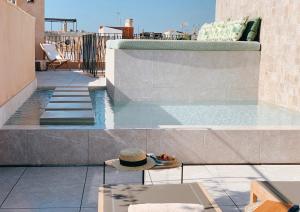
[5,89,300,128]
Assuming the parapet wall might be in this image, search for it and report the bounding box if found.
[216,0,300,111]
[16,0,45,60]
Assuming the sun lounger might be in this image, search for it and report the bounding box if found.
[40,43,69,70]
[250,181,300,205]
[98,183,221,212]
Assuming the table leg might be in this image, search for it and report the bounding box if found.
[181,164,184,184]
[103,162,106,185]
[142,170,145,185]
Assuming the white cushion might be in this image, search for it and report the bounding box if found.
[41,43,63,61]
[128,203,204,212]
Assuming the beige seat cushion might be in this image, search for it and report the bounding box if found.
[128,203,204,212]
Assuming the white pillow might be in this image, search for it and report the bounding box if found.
[128,203,204,212]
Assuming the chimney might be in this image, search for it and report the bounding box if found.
[125,18,133,27]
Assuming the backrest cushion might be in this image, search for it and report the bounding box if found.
[41,43,63,61]
[197,17,248,41]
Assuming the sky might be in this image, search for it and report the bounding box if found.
[45,0,216,33]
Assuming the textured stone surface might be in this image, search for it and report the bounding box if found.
[52,92,90,97]
[260,130,300,163]
[2,167,86,209]
[0,130,28,165]
[40,110,95,125]
[106,49,260,103]
[50,97,92,103]
[0,79,37,127]
[45,103,93,111]
[147,129,206,163]
[216,0,300,111]
[88,129,147,164]
[1,128,300,165]
[26,130,89,165]
[55,87,89,92]
[204,130,261,164]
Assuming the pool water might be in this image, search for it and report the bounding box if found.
[5,89,300,128]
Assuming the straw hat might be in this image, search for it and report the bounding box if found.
[106,148,156,171]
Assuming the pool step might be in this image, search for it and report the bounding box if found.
[54,87,89,92]
[39,87,95,125]
[40,110,95,125]
[45,103,93,111]
[50,97,92,103]
[52,91,90,97]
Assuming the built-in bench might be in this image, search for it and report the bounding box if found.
[107,40,261,51]
[106,40,261,104]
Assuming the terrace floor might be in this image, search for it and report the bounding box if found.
[36,70,106,88]
[0,165,299,212]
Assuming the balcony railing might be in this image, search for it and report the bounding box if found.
[45,33,186,76]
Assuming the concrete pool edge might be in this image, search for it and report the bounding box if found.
[0,127,300,165]
[0,79,37,128]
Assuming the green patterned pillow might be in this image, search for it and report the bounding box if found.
[197,21,227,41]
[197,17,248,41]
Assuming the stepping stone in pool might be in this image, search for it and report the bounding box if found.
[45,103,93,111]
[50,97,92,103]
[40,110,95,125]
[52,91,90,97]
[55,87,89,92]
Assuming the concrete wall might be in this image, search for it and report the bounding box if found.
[0,0,36,121]
[1,128,300,165]
[16,0,45,60]
[106,49,260,104]
[216,0,300,111]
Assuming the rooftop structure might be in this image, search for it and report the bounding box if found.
[45,17,78,32]
[1,0,300,211]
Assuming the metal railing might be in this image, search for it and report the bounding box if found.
[44,33,186,76]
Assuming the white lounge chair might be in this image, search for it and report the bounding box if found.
[40,43,69,70]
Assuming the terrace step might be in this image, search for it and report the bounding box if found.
[52,91,90,97]
[50,97,92,103]
[40,110,95,125]
[54,87,89,92]
[45,103,93,111]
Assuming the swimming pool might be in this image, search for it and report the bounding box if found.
[5,89,300,129]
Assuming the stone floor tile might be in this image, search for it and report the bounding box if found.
[103,167,143,185]
[82,186,98,208]
[21,167,87,185]
[221,182,251,206]
[80,208,97,212]
[201,182,236,206]
[219,205,241,212]
[206,165,268,182]
[0,209,79,212]
[85,167,103,186]
[0,168,25,205]
[2,167,87,209]
[182,165,214,181]
[148,167,182,182]
[259,165,300,181]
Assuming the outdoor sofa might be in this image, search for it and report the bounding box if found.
[106,17,262,104]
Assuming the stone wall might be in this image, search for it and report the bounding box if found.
[1,128,300,165]
[216,0,300,111]
[16,0,45,60]
[106,49,260,104]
